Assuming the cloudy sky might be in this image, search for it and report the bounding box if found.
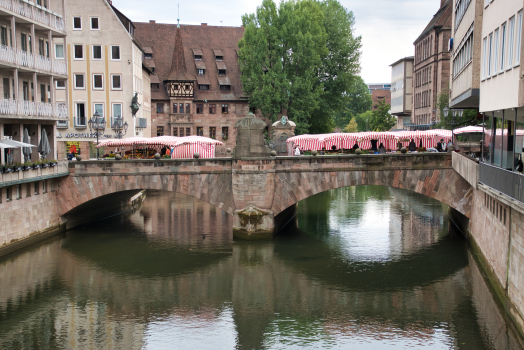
[112,0,441,84]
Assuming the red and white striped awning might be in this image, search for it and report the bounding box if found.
[452,126,483,135]
[286,134,328,151]
[96,137,148,148]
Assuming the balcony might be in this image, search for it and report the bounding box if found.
[480,162,524,204]
[0,160,69,187]
[0,45,67,76]
[0,0,65,32]
[0,99,68,119]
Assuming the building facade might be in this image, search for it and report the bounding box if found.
[0,0,68,164]
[479,0,524,170]
[412,0,452,129]
[58,0,151,159]
[389,57,414,130]
[449,0,484,109]
[134,22,265,154]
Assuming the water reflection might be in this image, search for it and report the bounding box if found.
[0,188,522,349]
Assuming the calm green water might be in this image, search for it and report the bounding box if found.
[1,187,522,349]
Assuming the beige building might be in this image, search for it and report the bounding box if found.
[389,57,414,130]
[58,0,151,159]
[479,0,524,169]
[449,0,484,109]
[0,0,68,164]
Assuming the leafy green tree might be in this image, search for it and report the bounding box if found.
[333,76,372,130]
[352,110,372,132]
[238,0,362,134]
[344,118,358,133]
[369,100,395,131]
[434,85,480,129]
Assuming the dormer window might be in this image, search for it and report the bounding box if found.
[145,53,152,59]
[216,55,223,61]
[218,69,226,76]
[220,85,231,91]
[198,69,205,75]
[213,49,224,61]
[194,54,202,60]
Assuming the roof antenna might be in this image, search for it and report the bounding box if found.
[177,3,180,28]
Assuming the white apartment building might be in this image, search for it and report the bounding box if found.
[0,0,68,164]
[59,0,151,159]
[479,0,524,170]
[389,57,414,130]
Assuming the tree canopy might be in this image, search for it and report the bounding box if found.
[238,0,362,134]
[434,86,481,129]
[369,100,396,131]
[333,76,372,130]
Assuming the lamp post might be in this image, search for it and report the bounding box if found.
[88,111,106,159]
[442,107,463,146]
[112,116,129,139]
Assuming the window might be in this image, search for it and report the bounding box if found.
[179,103,184,114]
[209,127,216,139]
[218,69,226,75]
[40,84,45,102]
[209,104,216,114]
[42,180,47,194]
[172,103,178,113]
[111,45,120,60]
[34,182,39,195]
[172,127,178,136]
[22,81,28,100]
[47,85,50,102]
[151,83,159,90]
[16,184,21,199]
[516,11,523,66]
[220,85,231,91]
[196,104,203,114]
[199,85,209,90]
[197,127,203,136]
[38,38,44,56]
[455,0,472,30]
[157,103,164,113]
[501,23,507,72]
[215,55,223,61]
[56,80,65,90]
[488,33,493,77]
[73,17,82,30]
[222,104,228,114]
[6,187,10,201]
[198,69,205,75]
[74,44,83,59]
[194,54,202,60]
[508,16,516,69]
[93,74,103,90]
[28,35,32,54]
[185,103,190,114]
[482,37,488,78]
[179,127,185,137]
[93,45,102,60]
[157,126,164,137]
[3,78,9,99]
[94,103,104,122]
[75,103,86,126]
[112,103,122,126]
[20,33,27,52]
[55,43,64,59]
[91,17,99,30]
[0,26,7,46]
[46,41,49,58]
[493,29,499,75]
[145,53,152,59]
[222,127,228,140]
[186,127,191,136]
[111,74,122,90]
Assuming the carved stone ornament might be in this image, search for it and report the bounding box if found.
[280,115,288,126]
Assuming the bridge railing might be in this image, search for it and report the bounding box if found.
[479,162,524,204]
[0,160,68,188]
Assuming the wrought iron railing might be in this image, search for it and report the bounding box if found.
[0,0,65,32]
[0,99,67,118]
[479,162,524,204]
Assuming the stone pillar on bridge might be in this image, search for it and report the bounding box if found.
[232,112,278,239]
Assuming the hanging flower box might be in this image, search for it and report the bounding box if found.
[12,165,22,172]
[22,165,33,171]
[42,163,49,168]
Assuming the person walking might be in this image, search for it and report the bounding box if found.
[408,139,417,152]
[436,139,444,152]
[294,146,301,156]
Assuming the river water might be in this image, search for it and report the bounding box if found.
[1,187,523,349]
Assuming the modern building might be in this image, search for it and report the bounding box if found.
[0,0,68,164]
[479,0,523,170]
[412,0,452,129]
[389,57,414,130]
[58,0,151,159]
[371,89,391,111]
[134,21,265,154]
[367,83,391,93]
[449,0,484,110]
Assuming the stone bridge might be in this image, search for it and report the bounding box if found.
[57,153,473,238]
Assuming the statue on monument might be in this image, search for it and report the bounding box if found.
[130,92,141,117]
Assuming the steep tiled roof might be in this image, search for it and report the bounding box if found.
[414,0,452,44]
[133,22,247,101]
[167,28,195,81]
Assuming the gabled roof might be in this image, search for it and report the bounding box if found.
[414,0,452,44]
[167,28,196,82]
[133,22,246,101]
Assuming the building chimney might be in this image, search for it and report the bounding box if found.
[150,20,156,24]
[201,23,207,27]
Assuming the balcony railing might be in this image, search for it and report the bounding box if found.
[480,162,524,204]
[0,44,66,75]
[0,0,65,32]
[0,99,68,119]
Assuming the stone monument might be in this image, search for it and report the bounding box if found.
[233,112,271,158]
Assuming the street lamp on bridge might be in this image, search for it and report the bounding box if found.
[442,107,463,145]
[112,116,128,139]
[88,110,106,159]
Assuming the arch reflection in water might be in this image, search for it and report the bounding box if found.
[0,187,522,349]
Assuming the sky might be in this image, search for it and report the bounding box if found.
[111,0,441,84]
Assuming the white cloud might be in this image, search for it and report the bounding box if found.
[111,0,441,84]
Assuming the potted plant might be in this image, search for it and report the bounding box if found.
[50,159,58,167]
[3,164,12,173]
[33,160,42,169]
[22,161,33,171]
[41,159,49,168]
[222,136,228,141]
[12,163,22,172]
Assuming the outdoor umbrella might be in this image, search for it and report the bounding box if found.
[22,128,32,162]
[38,128,51,159]
[0,139,36,148]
